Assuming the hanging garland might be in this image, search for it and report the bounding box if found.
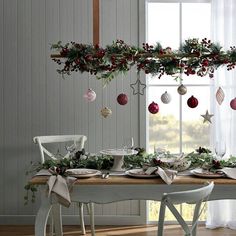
[51,38,236,84]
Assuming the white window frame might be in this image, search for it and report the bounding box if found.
[138,0,211,224]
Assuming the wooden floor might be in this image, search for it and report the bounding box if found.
[0,225,235,236]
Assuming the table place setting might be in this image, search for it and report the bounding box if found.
[25,145,236,207]
[190,167,236,179]
[125,166,177,185]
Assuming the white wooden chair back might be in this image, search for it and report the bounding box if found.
[158,181,214,236]
[33,135,87,163]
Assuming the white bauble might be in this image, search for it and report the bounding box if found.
[161,91,171,104]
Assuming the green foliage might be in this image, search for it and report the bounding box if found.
[24,183,37,205]
[51,38,236,83]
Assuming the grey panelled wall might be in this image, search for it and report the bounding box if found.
[0,0,142,224]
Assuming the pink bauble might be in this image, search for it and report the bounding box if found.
[148,101,159,114]
[117,93,128,105]
[230,98,236,110]
[83,88,96,102]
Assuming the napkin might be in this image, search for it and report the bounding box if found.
[218,168,236,179]
[145,166,178,185]
[34,169,76,207]
[47,175,76,207]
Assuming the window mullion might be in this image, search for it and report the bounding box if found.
[179,2,183,154]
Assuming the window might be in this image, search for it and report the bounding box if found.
[146,0,211,221]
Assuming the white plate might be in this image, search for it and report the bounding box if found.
[66,168,101,178]
[190,168,225,178]
[100,149,138,156]
[125,169,159,178]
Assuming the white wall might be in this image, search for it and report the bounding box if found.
[0,0,144,225]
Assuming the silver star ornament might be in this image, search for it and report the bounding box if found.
[201,110,214,123]
[130,78,146,95]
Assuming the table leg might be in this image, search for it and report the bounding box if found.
[89,202,95,236]
[51,204,63,236]
[35,197,52,236]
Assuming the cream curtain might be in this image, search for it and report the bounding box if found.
[206,0,236,229]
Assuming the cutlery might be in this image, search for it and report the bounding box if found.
[101,172,110,179]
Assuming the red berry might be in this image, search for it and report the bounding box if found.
[202,59,209,67]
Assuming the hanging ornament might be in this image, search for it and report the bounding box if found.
[161,91,171,104]
[117,93,128,105]
[148,102,159,114]
[100,107,112,118]
[216,87,225,105]
[130,72,146,95]
[177,84,187,95]
[201,110,214,123]
[230,98,236,110]
[187,95,198,108]
[83,88,96,102]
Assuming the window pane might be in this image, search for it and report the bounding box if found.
[182,3,211,40]
[182,74,211,85]
[182,3,211,84]
[147,3,180,48]
[148,201,181,221]
[148,86,180,153]
[147,3,180,85]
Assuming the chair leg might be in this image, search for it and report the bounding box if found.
[78,202,86,235]
[157,201,166,236]
[191,202,202,236]
[165,201,191,235]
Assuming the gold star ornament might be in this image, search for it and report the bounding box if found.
[201,110,214,123]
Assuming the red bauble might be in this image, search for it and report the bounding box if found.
[230,98,236,110]
[117,93,128,105]
[148,101,159,114]
[187,95,198,108]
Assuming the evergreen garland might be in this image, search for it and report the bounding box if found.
[51,38,236,83]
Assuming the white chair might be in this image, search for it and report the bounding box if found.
[33,135,95,236]
[158,182,214,236]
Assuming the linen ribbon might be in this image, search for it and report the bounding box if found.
[145,166,178,185]
[36,168,76,207]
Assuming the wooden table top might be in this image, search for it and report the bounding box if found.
[30,175,236,185]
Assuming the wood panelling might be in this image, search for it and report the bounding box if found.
[0,0,140,224]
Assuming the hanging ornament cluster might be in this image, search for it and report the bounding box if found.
[187,96,198,108]
[161,91,171,104]
[83,88,96,102]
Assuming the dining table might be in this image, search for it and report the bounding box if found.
[30,174,236,236]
